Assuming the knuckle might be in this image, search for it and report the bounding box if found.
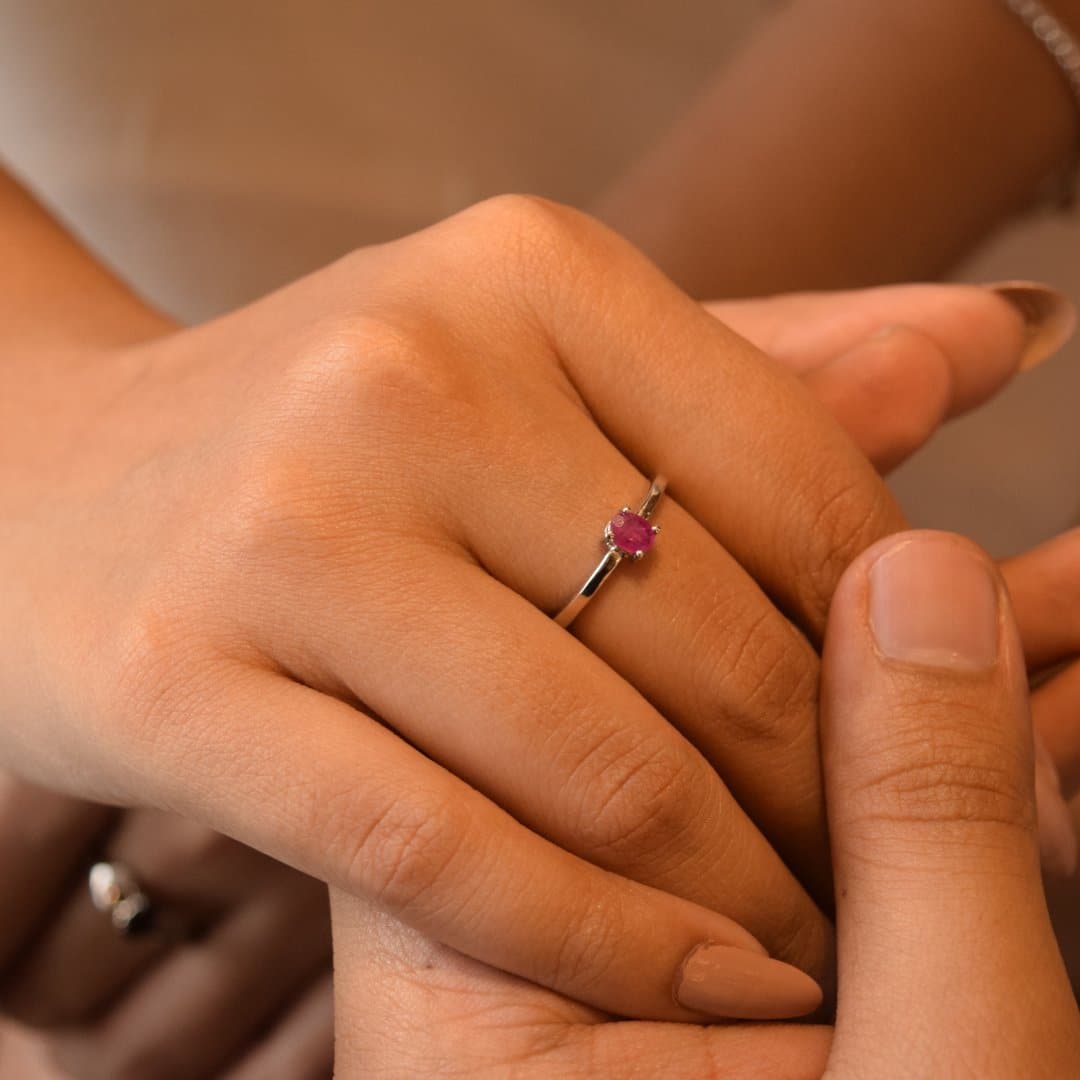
[107,592,233,750]
[868,343,950,456]
[265,315,482,479]
[798,471,897,625]
[105,598,209,749]
[565,727,705,865]
[464,193,584,255]
[278,313,456,419]
[344,788,470,918]
[539,886,625,996]
[882,407,942,467]
[688,597,817,752]
[763,904,833,974]
[459,194,606,297]
[217,324,470,568]
[847,704,1034,838]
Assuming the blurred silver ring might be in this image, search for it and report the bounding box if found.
[88,861,155,937]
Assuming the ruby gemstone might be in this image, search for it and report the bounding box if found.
[608,511,655,556]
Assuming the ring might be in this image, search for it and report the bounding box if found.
[88,861,155,937]
[554,476,666,629]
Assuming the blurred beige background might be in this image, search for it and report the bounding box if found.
[0,0,1077,1073]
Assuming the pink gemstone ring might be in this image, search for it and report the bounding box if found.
[554,477,666,629]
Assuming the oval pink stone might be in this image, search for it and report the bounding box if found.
[609,511,655,556]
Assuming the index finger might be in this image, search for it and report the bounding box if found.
[330,891,832,1080]
[147,669,821,1024]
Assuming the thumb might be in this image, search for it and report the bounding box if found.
[821,531,1080,1077]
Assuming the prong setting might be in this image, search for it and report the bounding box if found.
[553,477,666,630]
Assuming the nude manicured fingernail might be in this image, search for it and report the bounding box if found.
[674,944,822,1020]
[985,281,1077,371]
[869,534,999,670]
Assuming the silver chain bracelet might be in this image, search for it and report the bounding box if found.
[999,0,1080,206]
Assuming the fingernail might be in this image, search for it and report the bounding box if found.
[985,281,1077,371]
[869,533,999,671]
[674,943,823,1020]
[1034,733,1078,877]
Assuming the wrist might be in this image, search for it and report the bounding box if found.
[0,167,173,353]
[834,0,1079,190]
[600,0,1080,296]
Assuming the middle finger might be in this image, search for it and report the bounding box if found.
[453,390,831,900]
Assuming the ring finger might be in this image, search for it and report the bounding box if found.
[0,811,276,1026]
[264,410,833,975]
[51,882,330,1080]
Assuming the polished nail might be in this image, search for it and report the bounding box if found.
[674,943,822,1020]
[869,533,999,671]
[986,281,1077,371]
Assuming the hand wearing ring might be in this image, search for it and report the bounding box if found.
[0,773,332,1078]
[0,194,1068,1023]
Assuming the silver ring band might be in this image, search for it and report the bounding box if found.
[554,476,666,629]
[88,861,155,937]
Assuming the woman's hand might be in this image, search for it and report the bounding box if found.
[330,530,1080,1079]
[0,773,332,1079]
[0,195,1041,1018]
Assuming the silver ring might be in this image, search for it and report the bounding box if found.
[554,477,665,629]
[88,861,155,937]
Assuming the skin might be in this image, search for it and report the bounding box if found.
[596,0,1080,999]
[5,169,1074,1019]
[5,267,1078,1075]
[2,0,1080,1067]
[596,0,1080,298]
[331,530,1080,1079]
[326,0,1080,1067]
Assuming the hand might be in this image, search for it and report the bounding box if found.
[820,529,1080,1074]
[0,773,331,1079]
[8,274,1072,1077]
[7,275,1073,1078]
[330,530,1080,1079]
[720,284,1080,876]
[0,195,1039,1018]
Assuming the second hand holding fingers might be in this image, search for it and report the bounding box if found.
[821,530,1080,1076]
